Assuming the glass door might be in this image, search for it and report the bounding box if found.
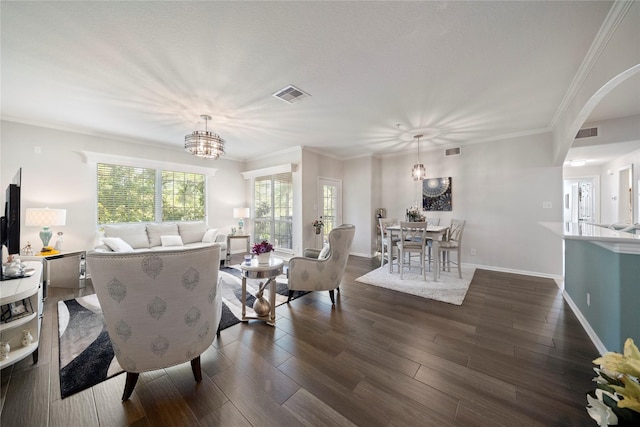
[318,178,342,244]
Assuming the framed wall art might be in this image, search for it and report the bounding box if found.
[422,177,452,211]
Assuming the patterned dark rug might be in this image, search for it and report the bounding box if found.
[56,265,307,399]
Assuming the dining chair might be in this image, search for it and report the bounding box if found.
[424,217,440,270]
[379,217,400,272]
[438,219,466,278]
[398,221,428,280]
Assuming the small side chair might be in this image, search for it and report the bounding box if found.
[86,244,222,401]
[287,224,355,304]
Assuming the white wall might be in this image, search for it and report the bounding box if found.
[1,120,246,253]
[343,155,375,257]
[380,132,564,277]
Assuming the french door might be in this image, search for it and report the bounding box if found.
[318,178,342,244]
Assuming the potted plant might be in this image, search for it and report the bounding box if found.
[312,219,324,235]
[251,240,273,264]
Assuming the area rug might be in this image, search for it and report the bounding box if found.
[355,265,475,305]
[56,265,307,399]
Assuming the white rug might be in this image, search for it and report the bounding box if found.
[355,265,475,305]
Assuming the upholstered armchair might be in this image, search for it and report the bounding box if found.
[287,224,355,304]
[86,244,222,401]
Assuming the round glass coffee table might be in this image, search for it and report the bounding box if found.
[239,257,284,326]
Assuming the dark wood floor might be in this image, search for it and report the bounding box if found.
[1,255,598,426]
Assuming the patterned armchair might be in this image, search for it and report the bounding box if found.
[86,244,222,401]
[287,224,355,305]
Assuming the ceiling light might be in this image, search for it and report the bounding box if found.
[411,134,426,181]
[569,160,586,167]
[184,115,225,159]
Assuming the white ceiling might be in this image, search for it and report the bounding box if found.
[1,1,636,163]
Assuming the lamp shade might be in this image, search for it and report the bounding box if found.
[233,207,250,219]
[25,208,67,227]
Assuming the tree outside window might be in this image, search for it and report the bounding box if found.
[97,163,206,224]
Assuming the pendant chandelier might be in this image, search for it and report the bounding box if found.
[184,115,225,159]
[411,134,426,181]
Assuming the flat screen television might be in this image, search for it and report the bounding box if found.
[1,168,22,281]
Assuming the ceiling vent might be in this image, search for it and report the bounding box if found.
[272,85,311,104]
[444,147,461,157]
[575,127,598,139]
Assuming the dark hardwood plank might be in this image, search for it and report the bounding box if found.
[0,254,599,426]
[283,388,357,426]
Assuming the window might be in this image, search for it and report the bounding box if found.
[254,173,293,250]
[97,163,206,224]
[161,171,206,221]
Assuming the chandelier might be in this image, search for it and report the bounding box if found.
[184,115,225,159]
[411,134,426,181]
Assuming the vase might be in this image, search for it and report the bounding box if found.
[22,329,33,347]
[257,252,271,264]
[253,291,271,316]
[314,226,322,235]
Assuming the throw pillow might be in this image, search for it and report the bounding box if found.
[147,223,179,247]
[103,224,149,249]
[318,243,331,259]
[202,228,219,243]
[178,222,207,244]
[102,237,134,253]
[160,235,184,247]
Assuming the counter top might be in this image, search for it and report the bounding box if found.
[540,222,640,254]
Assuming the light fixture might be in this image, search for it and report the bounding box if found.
[569,159,586,167]
[184,114,225,159]
[25,208,66,250]
[233,207,250,234]
[411,134,426,181]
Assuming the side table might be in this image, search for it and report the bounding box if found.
[226,234,250,266]
[41,250,86,292]
[240,258,284,326]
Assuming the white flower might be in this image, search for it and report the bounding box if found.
[587,389,619,426]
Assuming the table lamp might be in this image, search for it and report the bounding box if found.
[25,208,67,251]
[233,207,250,234]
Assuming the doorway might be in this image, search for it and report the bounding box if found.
[618,166,633,224]
[563,177,598,223]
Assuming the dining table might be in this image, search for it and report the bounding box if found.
[385,224,449,280]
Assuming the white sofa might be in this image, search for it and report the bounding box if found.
[94,222,227,259]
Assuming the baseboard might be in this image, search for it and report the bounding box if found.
[461,263,564,282]
[562,290,607,355]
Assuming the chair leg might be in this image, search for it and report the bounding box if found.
[287,290,294,303]
[191,356,202,382]
[329,290,335,304]
[122,372,139,401]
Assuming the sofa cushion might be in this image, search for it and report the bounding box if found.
[178,222,208,244]
[103,224,149,249]
[102,237,134,252]
[202,228,220,243]
[160,235,184,247]
[147,223,179,247]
